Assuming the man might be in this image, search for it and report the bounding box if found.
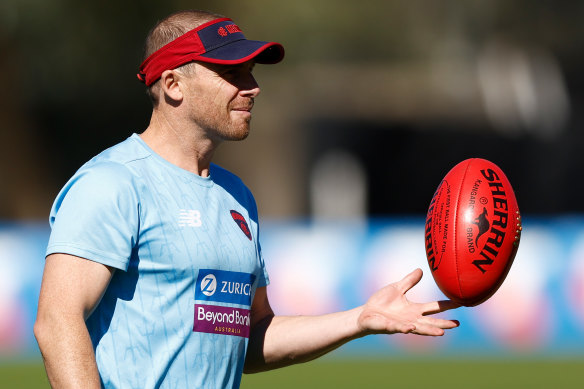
[34,10,459,389]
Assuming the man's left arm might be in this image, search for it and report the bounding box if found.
[244,268,459,373]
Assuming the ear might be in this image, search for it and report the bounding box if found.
[159,70,184,102]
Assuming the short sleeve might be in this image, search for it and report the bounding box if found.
[46,162,140,271]
[257,241,269,288]
[246,187,270,288]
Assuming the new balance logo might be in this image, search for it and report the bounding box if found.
[178,209,202,227]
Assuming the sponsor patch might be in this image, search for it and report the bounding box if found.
[196,269,256,306]
[194,304,251,338]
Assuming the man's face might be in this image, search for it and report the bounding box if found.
[182,60,260,142]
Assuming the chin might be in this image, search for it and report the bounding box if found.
[235,131,250,141]
[222,128,250,142]
[229,121,252,140]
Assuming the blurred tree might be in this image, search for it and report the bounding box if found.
[1,0,583,218]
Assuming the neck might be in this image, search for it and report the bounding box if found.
[140,110,220,177]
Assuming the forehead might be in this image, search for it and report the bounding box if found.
[196,60,256,74]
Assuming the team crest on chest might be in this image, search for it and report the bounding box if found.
[230,210,252,241]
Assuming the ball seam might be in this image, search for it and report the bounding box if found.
[455,159,473,301]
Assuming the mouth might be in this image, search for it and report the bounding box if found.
[231,108,252,121]
[231,98,254,113]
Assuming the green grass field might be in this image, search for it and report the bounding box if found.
[2,358,582,388]
[242,358,584,389]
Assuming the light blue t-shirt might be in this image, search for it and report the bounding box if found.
[46,134,269,389]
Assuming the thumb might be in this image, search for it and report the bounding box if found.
[396,268,423,294]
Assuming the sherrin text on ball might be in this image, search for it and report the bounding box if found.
[425,158,521,306]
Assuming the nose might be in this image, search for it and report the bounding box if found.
[239,72,261,98]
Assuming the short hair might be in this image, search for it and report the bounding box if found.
[142,10,224,106]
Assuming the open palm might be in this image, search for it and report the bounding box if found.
[358,268,460,336]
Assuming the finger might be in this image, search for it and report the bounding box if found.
[393,323,416,334]
[418,316,460,329]
[411,323,447,337]
[410,319,459,336]
[396,268,423,294]
[420,299,461,315]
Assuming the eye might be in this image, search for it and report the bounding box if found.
[224,68,239,76]
[220,67,240,80]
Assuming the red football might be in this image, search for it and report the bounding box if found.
[424,158,522,306]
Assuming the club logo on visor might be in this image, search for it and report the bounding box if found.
[218,24,242,37]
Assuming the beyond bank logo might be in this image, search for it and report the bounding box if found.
[194,304,251,338]
[196,269,256,306]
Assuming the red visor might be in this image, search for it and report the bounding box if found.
[138,18,285,86]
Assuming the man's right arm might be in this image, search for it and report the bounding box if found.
[34,253,115,388]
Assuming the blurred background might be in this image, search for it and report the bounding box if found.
[1,0,583,385]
